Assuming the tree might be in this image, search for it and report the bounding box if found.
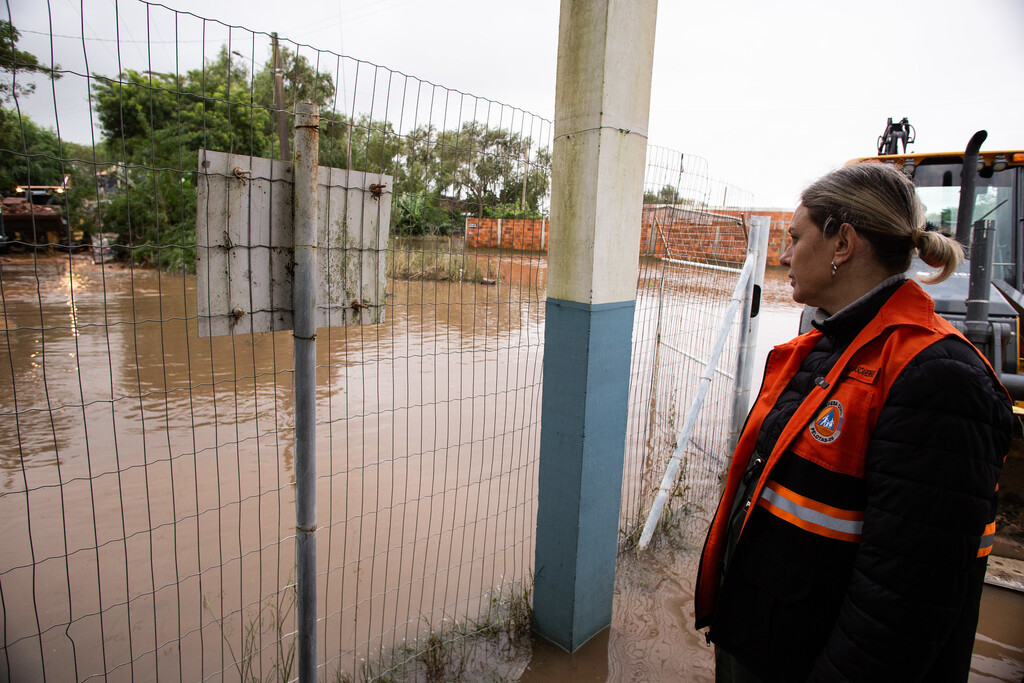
[318,112,399,176]
[0,20,65,189]
[91,47,273,269]
[503,144,550,215]
[0,109,64,190]
[644,184,690,205]
[253,45,334,112]
[0,20,61,104]
[253,45,335,159]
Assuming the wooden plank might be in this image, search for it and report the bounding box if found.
[318,167,390,328]
[196,149,390,337]
[196,150,232,337]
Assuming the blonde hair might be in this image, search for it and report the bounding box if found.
[801,162,963,283]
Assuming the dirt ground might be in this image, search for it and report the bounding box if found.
[994,435,1024,561]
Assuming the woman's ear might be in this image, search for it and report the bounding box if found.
[832,222,857,267]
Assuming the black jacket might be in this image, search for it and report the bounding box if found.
[707,280,1012,682]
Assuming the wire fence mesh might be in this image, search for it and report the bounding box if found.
[1,2,752,680]
[621,147,753,545]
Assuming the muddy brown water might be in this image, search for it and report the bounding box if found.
[1,254,1021,681]
[0,250,547,681]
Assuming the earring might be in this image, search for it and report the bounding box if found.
[830,261,837,277]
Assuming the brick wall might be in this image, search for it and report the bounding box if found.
[719,209,794,267]
[640,207,793,266]
[464,209,793,265]
[465,217,550,251]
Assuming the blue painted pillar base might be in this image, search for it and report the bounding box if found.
[533,297,636,652]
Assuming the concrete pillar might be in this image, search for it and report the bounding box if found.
[532,0,657,652]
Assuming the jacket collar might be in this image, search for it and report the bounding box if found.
[773,279,943,370]
[812,274,907,343]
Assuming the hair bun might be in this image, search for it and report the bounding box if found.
[911,227,924,248]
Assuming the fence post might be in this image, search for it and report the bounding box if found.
[272,33,290,160]
[293,102,319,683]
[728,215,771,452]
[532,0,657,652]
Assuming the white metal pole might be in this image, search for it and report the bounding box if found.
[637,254,754,551]
[728,215,771,451]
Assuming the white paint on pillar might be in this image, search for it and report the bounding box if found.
[548,0,657,307]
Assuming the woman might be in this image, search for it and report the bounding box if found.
[694,162,1012,682]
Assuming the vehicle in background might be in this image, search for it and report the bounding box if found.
[1,183,70,250]
[801,120,1024,399]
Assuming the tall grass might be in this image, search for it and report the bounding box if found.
[387,242,498,284]
[332,580,533,682]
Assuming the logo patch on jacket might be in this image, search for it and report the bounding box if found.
[810,400,844,443]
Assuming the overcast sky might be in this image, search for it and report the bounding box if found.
[7,0,1024,208]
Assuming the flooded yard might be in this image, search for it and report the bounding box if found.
[1,252,1020,681]
[0,248,546,681]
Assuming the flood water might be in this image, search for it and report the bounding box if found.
[0,248,547,681]
[1,252,1021,682]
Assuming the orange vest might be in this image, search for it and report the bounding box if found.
[694,280,1002,628]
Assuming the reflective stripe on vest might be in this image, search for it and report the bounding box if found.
[978,521,996,558]
[693,281,1010,629]
[757,481,864,543]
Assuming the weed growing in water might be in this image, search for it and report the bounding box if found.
[330,579,534,682]
[387,243,499,284]
[203,583,296,682]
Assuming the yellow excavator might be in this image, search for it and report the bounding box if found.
[855,118,1024,400]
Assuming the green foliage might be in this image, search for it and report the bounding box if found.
[253,44,335,159]
[253,45,335,110]
[92,49,275,163]
[90,47,276,270]
[481,203,546,221]
[0,20,61,104]
[324,115,549,234]
[435,122,548,218]
[392,194,464,236]
[318,112,400,175]
[0,23,106,243]
[644,183,688,205]
[95,166,197,268]
[0,108,64,189]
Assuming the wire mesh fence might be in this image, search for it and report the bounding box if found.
[622,147,754,545]
[1,2,752,680]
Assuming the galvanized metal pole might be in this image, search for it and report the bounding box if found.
[641,258,669,505]
[272,33,291,161]
[293,102,319,683]
[520,140,530,211]
[728,215,771,451]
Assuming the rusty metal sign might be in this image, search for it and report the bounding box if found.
[195,149,391,336]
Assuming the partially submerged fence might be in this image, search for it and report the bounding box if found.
[1,2,755,680]
[3,3,549,679]
[621,148,756,544]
